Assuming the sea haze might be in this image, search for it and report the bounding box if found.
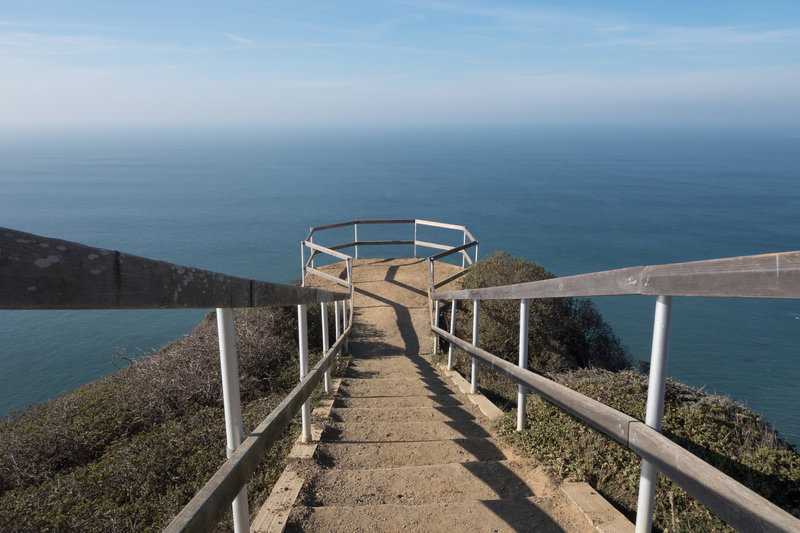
[1,125,798,444]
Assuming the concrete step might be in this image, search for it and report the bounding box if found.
[286,497,590,533]
[314,438,509,468]
[299,460,538,507]
[323,418,493,442]
[333,394,461,409]
[345,366,428,379]
[346,356,437,374]
[339,377,457,397]
[330,405,477,423]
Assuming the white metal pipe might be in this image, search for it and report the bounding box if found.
[474,241,479,263]
[308,235,315,269]
[471,299,480,394]
[342,299,348,355]
[297,305,311,443]
[334,300,341,360]
[462,232,467,268]
[345,258,352,355]
[215,308,249,533]
[635,295,674,533]
[354,223,359,259]
[517,299,530,432]
[300,242,305,287]
[321,302,331,393]
[434,300,440,354]
[414,222,418,258]
[448,299,457,370]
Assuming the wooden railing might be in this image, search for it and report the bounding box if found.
[0,227,352,533]
[430,251,800,533]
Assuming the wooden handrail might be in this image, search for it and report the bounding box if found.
[435,251,800,301]
[0,228,346,310]
[308,219,416,236]
[431,325,800,532]
[433,325,635,443]
[328,240,416,251]
[303,240,351,261]
[414,219,468,232]
[163,326,350,533]
[429,240,478,261]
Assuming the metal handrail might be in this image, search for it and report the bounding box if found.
[301,219,477,377]
[164,321,351,533]
[303,218,478,267]
[430,250,800,533]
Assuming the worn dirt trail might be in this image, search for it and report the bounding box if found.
[280,258,595,532]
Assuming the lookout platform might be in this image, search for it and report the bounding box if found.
[254,258,619,532]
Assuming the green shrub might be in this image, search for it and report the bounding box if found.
[438,252,800,531]
[496,369,800,532]
[0,303,337,531]
[442,251,630,374]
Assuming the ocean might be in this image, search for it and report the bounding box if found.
[1,125,798,444]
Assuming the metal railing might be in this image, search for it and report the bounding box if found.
[0,227,352,533]
[302,218,478,276]
[430,251,800,533]
[302,219,478,351]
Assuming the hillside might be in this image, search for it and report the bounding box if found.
[0,305,334,532]
[438,252,800,532]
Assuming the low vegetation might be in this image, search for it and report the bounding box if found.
[438,251,800,532]
[0,304,337,532]
[3,250,798,532]
[452,251,631,374]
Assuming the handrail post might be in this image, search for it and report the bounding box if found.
[342,299,348,355]
[354,223,359,259]
[471,299,480,394]
[414,221,418,258]
[635,295,674,533]
[297,305,312,443]
[448,299,457,370]
[462,232,467,268]
[321,302,331,394]
[334,299,342,360]
[474,241,479,263]
[308,235,315,269]
[300,241,306,287]
[434,300,440,353]
[216,307,249,533]
[517,299,530,431]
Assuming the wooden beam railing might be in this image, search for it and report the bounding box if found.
[431,324,799,533]
[430,249,800,533]
[1,228,347,310]
[163,323,350,533]
[434,251,800,301]
[0,227,352,533]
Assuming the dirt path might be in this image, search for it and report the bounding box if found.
[278,258,596,532]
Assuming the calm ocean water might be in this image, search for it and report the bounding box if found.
[1,126,798,444]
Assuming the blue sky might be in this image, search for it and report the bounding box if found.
[2,1,799,128]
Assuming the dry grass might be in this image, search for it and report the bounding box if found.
[495,369,800,532]
[0,303,338,532]
[433,252,800,531]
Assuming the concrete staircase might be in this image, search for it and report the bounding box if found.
[256,258,618,532]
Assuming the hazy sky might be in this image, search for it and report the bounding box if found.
[2,0,800,128]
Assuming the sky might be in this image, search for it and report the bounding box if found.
[1,0,800,129]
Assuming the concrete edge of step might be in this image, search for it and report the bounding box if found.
[250,358,350,533]
[436,363,634,533]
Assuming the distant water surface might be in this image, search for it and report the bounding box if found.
[1,126,798,444]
